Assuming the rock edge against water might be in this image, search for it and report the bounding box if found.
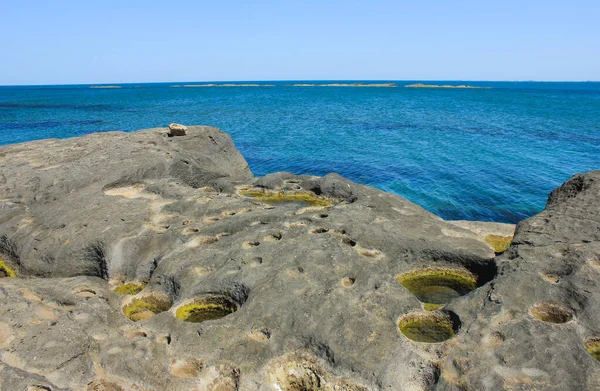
[0,125,598,390]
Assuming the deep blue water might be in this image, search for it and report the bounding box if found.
[1,81,598,224]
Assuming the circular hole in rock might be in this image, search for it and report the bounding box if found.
[175,295,238,323]
[122,295,171,322]
[396,268,478,307]
[585,337,600,361]
[398,311,459,343]
[341,277,355,287]
[529,303,573,324]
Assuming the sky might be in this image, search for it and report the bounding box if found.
[0,1,599,85]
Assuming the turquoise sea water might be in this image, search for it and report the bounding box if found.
[0,81,598,223]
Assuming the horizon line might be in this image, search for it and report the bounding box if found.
[1,79,599,87]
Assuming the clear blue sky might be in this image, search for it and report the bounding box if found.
[1,1,598,85]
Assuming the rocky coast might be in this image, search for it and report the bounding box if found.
[0,125,598,390]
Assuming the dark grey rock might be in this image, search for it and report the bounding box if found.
[0,127,597,390]
[441,170,600,391]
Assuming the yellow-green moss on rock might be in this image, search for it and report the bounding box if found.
[122,295,171,322]
[175,295,237,323]
[396,268,478,306]
[0,259,17,278]
[398,312,456,343]
[423,303,444,311]
[585,338,600,361]
[484,234,512,253]
[240,189,335,207]
[114,282,146,295]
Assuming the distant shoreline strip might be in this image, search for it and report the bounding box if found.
[404,83,491,89]
[88,83,493,90]
[176,84,275,87]
[174,83,398,88]
[288,83,396,87]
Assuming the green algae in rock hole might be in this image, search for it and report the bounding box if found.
[484,234,513,253]
[122,295,171,322]
[585,338,600,361]
[240,189,334,207]
[398,312,456,343]
[113,282,146,295]
[396,268,477,307]
[175,295,237,323]
[0,259,17,278]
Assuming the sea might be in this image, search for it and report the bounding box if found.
[0,81,598,224]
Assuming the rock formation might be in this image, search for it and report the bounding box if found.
[168,123,188,137]
[0,125,597,390]
[404,84,491,89]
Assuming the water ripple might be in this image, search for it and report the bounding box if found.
[1,81,598,223]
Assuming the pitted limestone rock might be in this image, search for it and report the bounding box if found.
[0,126,598,390]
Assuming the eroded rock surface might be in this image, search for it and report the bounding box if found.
[0,126,597,390]
[441,171,600,390]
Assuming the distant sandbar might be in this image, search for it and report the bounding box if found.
[405,83,491,89]
[89,86,122,89]
[172,83,397,88]
[179,84,275,87]
[291,83,396,87]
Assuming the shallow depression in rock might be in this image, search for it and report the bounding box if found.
[584,338,600,361]
[484,234,513,253]
[175,295,238,323]
[396,268,478,306]
[240,189,334,207]
[529,303,573,324]
[273,362,322,391]
[270,358,329,391]
[398,312,459,343]
[122,295,171,322]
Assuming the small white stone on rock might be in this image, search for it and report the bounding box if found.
[168,123,188,136]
